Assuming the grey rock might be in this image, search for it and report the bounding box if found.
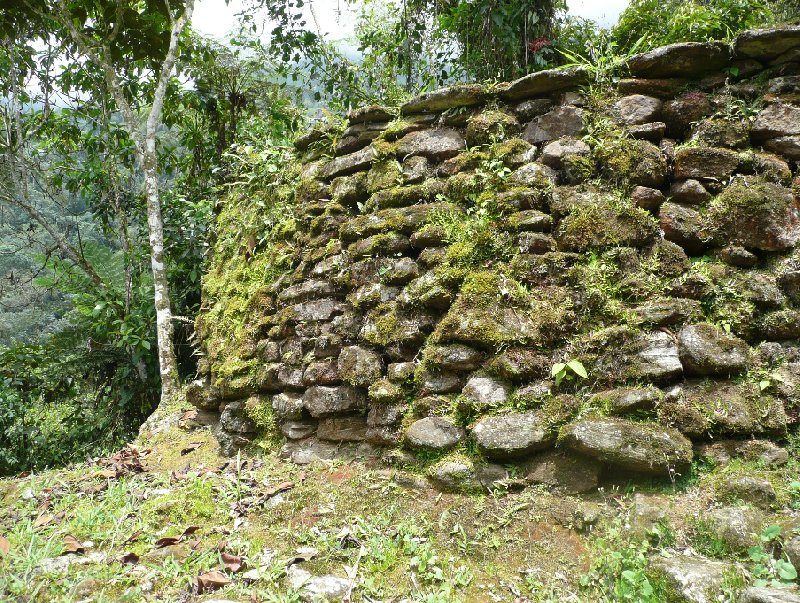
[562,417,693,475]
[418,370,463,394]
[348,104,393,123]
[706,505,763,552]
[317,415,369,442]
[514,98,554,121]
[338,346,383,387]
[735,26,800,60]
[629,493,669,534]
[739,587,800,603]
[272,392,305,421]
[318,146,375,179]
[185,379,216,411]
[764,136,800,160]
[720,476,776,509]
[518,450,601,494]
[720,246,758,268]
[303,359,341,387]
[627,41,730,78]
[522,106,584,144]
[615,94,662,125]
[785,538,800,576]
[752,103,800,140]
[405,417,465,451]
[348,283,399,309]
[291,299,345,322]
[517,232,555,254]
[628,121,666,141]
[462,375,510,406]
[424,344,483,372]
[660,202,707,255]
[277,364,304,389]
[670,180,710,205]
[696,439,789,468]
[590,386,662,415]
[678,323,749,377]
[634,297,703,327]
[631,186,666,212]
[286,566,349,602]
[650,555,732,603]
[402,155,431,184]
[280,420,317,440]
[279,280,337,303]
[219,400,257,434]
[395,128,466,160]
[636,331,684,382]
[502,65,588,101]
[387,361,416,383]
[367,403,405,427]
[383,257,420,285]
[400,84,483,113]
[507,162,558,188]
[367,379,404,404]
[471,411,552,459]
[540,137,591,169]
[506,209,553,232]
[303,386,367,418]
[674,146,740,180]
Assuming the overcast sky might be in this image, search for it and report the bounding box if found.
[192,0,631,41]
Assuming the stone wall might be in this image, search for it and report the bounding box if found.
[193,27,800,493]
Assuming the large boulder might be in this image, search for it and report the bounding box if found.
[706,178,800,252]
[400,84,483,113]
[735,26,800,60]
[660,202,707,255]
[677,323,749,377]
[561,418,692,475]
[303,386,367,418]
[338,345,384,387]
[501,65,588,101]
[394,128,466,160]
[614,94,662,125]
[752,102,800,140]
[649,555,734,603]
[522,106,584,144]
[517,450,602,494]
[405,417,465,451]
[471,411,553,459]
[627,42,730,78]
[739,587,800,603]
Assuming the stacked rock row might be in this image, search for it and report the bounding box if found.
[195,27,800,493]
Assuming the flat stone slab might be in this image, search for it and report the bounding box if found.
[562,417,692,475]
[471,411,552,459]
[501,66,588,102]
[650,555,733,603]
[405,417,465,451]
[627,42,730,78]
[401,84,484,114]
[735,26,800,60]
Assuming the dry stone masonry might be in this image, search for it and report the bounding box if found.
[194,27,800,494]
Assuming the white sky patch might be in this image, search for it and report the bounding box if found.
[193,0,632,40]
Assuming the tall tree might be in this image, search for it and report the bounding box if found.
[47,0,195,404]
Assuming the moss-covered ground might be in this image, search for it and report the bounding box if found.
[2,415,800,602]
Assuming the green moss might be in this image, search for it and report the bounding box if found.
[557,195,658,252]
[367,159,404,193]
[593,137,666,188]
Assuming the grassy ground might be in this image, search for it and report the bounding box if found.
[2,422,800,602]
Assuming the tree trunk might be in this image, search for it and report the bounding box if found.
[142,143,179,401]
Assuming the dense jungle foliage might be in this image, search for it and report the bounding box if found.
[0,0,797,475]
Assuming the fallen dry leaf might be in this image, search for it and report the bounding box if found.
[194,569,231,593]
[180,442,202,456]
[182,526,200,537]
[62,535,84,555]
[221,552,243,573]
[0,535,10,555]
[263,480,294,498]
[121,552,139,564]
[154,536,182,548]
[33,514,54,529]
[123,529,143,544]
[94,469,118,479]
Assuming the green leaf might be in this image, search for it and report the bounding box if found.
[759,379,771,391]
[566,360,588,379]
[551,363,566,377]
[761,524,781,542]
[776,559,797,580]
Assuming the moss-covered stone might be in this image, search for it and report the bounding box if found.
[594,138,667,187]
[556,196,658,252]
[706,177,800,251]
[465,110,521,147]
